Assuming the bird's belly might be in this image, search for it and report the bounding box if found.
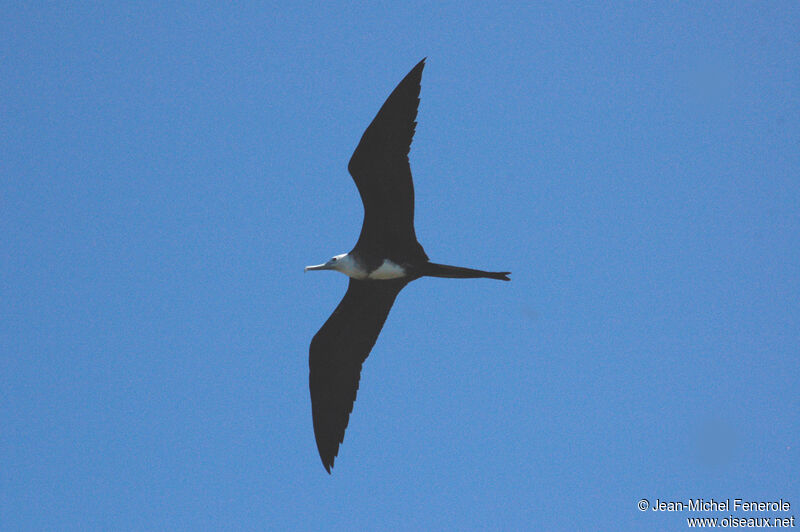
[368,259,407,279]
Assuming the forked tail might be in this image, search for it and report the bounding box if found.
[421,262,511,281]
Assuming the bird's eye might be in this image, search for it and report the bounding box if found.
[331,257,337,262]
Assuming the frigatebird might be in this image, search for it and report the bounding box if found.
[305,58,510,473]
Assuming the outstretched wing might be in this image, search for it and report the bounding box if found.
[348,59,428,262]
[309,278,408,473]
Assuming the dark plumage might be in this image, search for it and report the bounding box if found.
[309,278,408,473]
[307,59,510,473]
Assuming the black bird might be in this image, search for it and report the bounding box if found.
[305,59,510,473]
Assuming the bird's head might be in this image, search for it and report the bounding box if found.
[305,253,349,274]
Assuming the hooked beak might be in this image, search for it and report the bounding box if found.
[304,261,334,272]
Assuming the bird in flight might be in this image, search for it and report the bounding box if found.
[305,58,510,473]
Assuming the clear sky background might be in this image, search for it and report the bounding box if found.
[2,2,798,530]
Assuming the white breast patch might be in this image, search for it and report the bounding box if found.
[368,259,407,279]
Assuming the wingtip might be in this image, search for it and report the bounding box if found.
[322,456,334,474]
[317,441,336,473]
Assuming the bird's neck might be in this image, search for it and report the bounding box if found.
[335,253,369,279]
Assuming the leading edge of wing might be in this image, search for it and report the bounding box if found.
[309,278,409,473]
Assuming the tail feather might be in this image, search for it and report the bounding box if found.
[421,262,511,281]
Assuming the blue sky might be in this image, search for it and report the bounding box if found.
[2,2,798,530]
